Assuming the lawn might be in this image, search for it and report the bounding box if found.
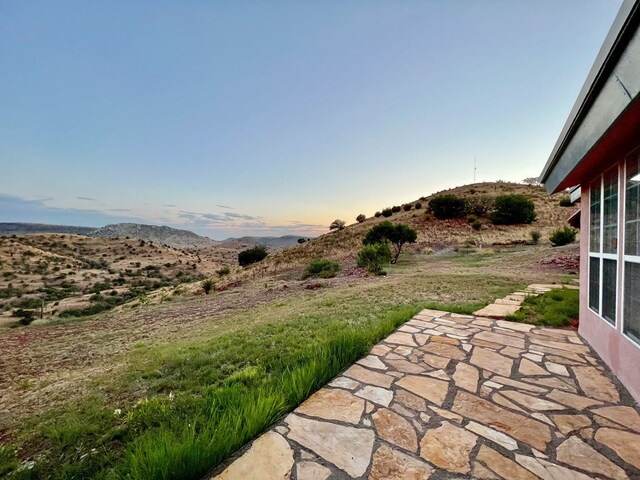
[506,288,579,327]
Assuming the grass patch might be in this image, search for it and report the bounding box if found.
[506,288,579,327]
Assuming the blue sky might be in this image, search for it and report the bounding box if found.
[0,1,622,239]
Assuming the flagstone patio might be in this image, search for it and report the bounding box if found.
[211,309,640,480]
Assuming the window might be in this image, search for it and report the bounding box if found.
[589,167,618,324]
[624,154,640,344]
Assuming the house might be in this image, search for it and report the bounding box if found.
[540,0,640,402]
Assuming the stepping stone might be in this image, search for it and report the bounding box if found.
[386,358,426,374]
[594,428,640,469]
[501,390,565,412]
[386,332,418,347]
[296,461,331,480]
[556,436,628,480]
[547,389,603,410]
[476,445,538,480]
[465,421,518,450]
[297,388,365,424]
[372,408,418,452]
[452,362,479,393]
[545,362,569,377]
[421,342,466,360]
[515,455,593,480]
[473,303,521,318]
[328,376,359,390]
[395,389,427,412]
[550,414,591,435]
[355,385,393,407]
[519,358,548,376]
[476,331,525,349]
[343,364,394,388]
[369,444,433,480]
[396,375,449,406]
[357,355,387,371]
[419,421,477,474]
[591,406,640,432]
[496,320,535,332]
[470,347,513,377]
[572,366,620,403]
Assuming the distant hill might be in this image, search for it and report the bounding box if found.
[222,235,307,248]
[90,223,219,249]
[0,222,96,236]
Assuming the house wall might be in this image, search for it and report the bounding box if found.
[579,167,640,404]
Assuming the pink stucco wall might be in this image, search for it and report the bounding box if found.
[579,176,640,404]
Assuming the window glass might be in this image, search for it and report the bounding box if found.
[624,261,640,343]
[590,180,601,253]
[602,168,618,254]
[589,257,600,312]
[626,155,640,256]
[602,258,617,324]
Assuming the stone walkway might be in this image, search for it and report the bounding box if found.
[212,310,640,480]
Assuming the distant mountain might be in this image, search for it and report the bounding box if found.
[0,222,96,236]
[90,223,219,249]
[222,235,308,248]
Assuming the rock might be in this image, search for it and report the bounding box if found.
[451,391,551,451]
[214,431,293,480]
[476,331,525,348]
[343,364,394,388]
[372,408,418,452]
[591,406,640,433]
[370,344,391,356]
[501,390,565,411]
[465,421,518,450]
[421,342,467,360]
[470,347,513,376]
[427,406,463,424]
[296,461,331,480]
[395,389,427,412]
[357,355,388,370]
[493,392,527,413]
[355,385,394,407]
[369,445,433,480]
[519,358,549,376]
[476,445,538,480]
[419,421,477,474]
[550,414,591,435]
[452,362,479,393]
[594,428,640,469]
[556,436,628,480]
[545,362,569,377]
[386,359,427,374]
[328,376,360,390]
[395,375,449,406]
[385,332,418,347]
[572,366,620,403]
[546,389,603,410]
[296,388,364,424]
[285,414,374,478]
[496,320,535,332]
[430,335,460,345]
[515,454,594,480]
[422,353,450,369]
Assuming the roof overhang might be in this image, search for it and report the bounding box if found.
[540,0,640,193]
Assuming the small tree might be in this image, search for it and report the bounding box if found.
[238,245,268,266]
[201,278,215,295]
[522,177,541,186]
[491,195,536,225]
[429,195,467,219]
[329,219,346,231]
[550,227,577,246]
[363,221,418,264]
[381,208,393,217]
[357,243,392,275]
[356,214,366,223]
[297,238,307,244]
[374,211,382,218]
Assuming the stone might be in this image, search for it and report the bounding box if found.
[419,421,477,474]
[452,362,479,393]
[483,380,503,389]
[421,342,466,360]
[523,353,543,362]
[422,353,450,369]
[296,461,331,480]
[275,426,288,435]
[496,320,535,332]
[557,436,628,480]
[395,389,427,412]
[391,403,416,418]
[398,325,420,333]
[580,427,594,440]
[427,406,463,424]
[476,445,538,480]
[550,414,591,436]
[501,390,565,411]
[285,414,375,478]
[386,332,418,347]
[355,385,394,407]
[435,325,472,337]
[493,393,527,413]
[414,334,430,345]
[343,364,394,388]
[394,345,413,356]
[519,358,549,376]
[419,412,430,423]
[465,421,518,450]
[471,337,503,350]
[572,366,620,403]
[296,388,365,424]
[545,362,569,377]
[396,375,449,407]
[470,347,513,377]
[430,335,460,345]
[386,358,426,374]
[215,431,293,480]
[491,376,548,393]
[425,369,449,381]
[501,346,524,358]
[530,338,590,354]
[531,413,554,426]
[546,389,603,410]
[370,344,391,356]
[357,355,388,370]
[369,445,433,480]
[595,428,640,469]
[473,461,500,479]
[372,408,418,452]
[592,406,640,433]
[473,303,521,318]
[521,376,577,393]
[515,455,594,480]
[328,376,360,390]
[451,391,551,451]
[476,331,525,348]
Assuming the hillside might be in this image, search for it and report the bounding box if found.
[221,235,307,248]
[89,223,219,249]
[0,222,96,236]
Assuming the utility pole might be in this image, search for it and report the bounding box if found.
[474,157,477,183]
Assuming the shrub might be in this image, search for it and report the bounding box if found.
[490,194,536,225]
[550,226,577,246]
[297,238,307,244]
[363,221,418,263]
[304,259,341,279]
[238,246,268,267]
[14,308,36,325]
[216,266,231,277]
[357,243,392,275]
[414,202,422,209]
[374,211,382,218]
[429,195,467,219]
[530,230,542,244]
[471,220,482,231]
[467,214,478,224]
[465,195,494,216]
[559,196,573,207]
[356,214,366,223]
[202,278,215,295]
[391,206,402,213]
[403,204,412,211]
[329,219,346,231]
[381,208,393,217]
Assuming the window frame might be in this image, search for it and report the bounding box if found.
[622,153,640,349]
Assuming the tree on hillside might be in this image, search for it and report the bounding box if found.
[356,214,366,223]
[429,195,467,219]
[491,194,536,225]
[363,221,418,264]
[329,219,346,231]
[522,177,541,185]
[238,245,268,266]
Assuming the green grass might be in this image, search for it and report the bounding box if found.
[506,288,579,327]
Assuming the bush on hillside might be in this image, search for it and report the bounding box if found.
[297,238,307,244]
[357,243,392,275]
[471,220,482,231]
[530,230,541,245]
[391,206,402,213]
[356,214,366,223]
[374,211,382,218]
[238,246,268,267]
[490,194,536,225]
[414,202,422,209]
[329,219,346,231]
[403,204,412,211]
[304,259,341,279]
[429,195,467,219]
[559,196,573,207]
[381,208,393,217]
[550,227,577,246]
[363,221,418,264]
[202,278,215,295]
[465,195,494,216]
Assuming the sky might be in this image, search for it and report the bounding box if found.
[0,1,623,239]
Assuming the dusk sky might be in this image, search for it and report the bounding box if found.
[0,1,622,239]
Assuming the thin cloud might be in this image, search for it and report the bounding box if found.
[77,196,97,201]
[217,204,233,209]
[162,204,178,208]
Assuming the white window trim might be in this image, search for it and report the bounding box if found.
[621,158,640,349]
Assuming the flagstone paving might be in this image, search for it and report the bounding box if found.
[211,309,640,479]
